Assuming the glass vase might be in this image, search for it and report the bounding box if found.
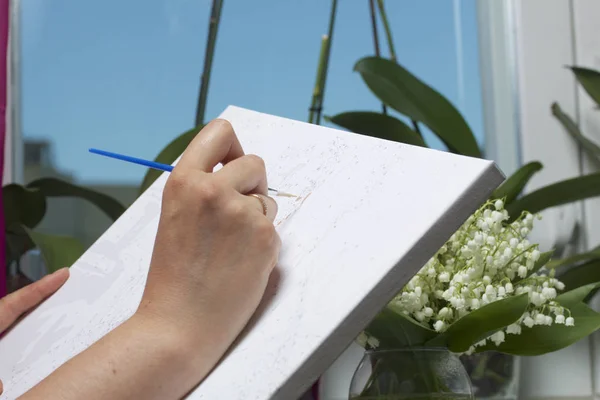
[460,352,519,399]
[349,348,474,400]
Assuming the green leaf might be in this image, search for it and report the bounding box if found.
[5,231,35,266]
[27,178,125,221]
[364,304,437,348]
[23,227,85,273]
[570,66,600,107]
[547,248,600,270]
[552,102,600,169]
[354,56,481,157]
[491,162,543,205]
[326,111,426,147]
[3,184,46,230]
[557,260,600,294]
[555,281,600,307]
[139,125,203,195]
[506,173,600,220]
[428,294,529,353]
[477,302,600,356]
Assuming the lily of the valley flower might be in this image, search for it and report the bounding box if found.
[364,199,574,354]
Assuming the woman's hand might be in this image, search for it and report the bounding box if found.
[0,268,70,394]
[137,118,281,377]
[17,119,281,400]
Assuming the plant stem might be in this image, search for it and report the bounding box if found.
[376,0,397,63]
[195,0,224,127]
[308,35,329,125]
[314,0,338,125]
[368,0,386,115]
[376,0,422,137]
[412,119,422,136]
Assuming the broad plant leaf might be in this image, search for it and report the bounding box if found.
[557,260,600,294]
[555,281,600,307]
[3,184,46,230]
[491,162,543,205]
[27,178,125,221]
[477,302,600,356]
[570,66,600,107]
[139,125,203,195]
[547,248,600,270]
[5,231,35,266]
[326,111,426,147]
[354,56,481,157]
[23,227,84,273]
[506,173,600,220]
[427,293,529,353]
[552,102,600,169]
[364,304,437,348]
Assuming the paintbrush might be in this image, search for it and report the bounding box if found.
[88,148,297,197]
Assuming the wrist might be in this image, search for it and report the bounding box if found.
[125,311,193,365]
[128,306,222,383]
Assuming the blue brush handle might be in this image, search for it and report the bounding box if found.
[89,148,174,172]
[89,148,280,193]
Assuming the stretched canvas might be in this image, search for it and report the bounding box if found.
[0,106,503,399]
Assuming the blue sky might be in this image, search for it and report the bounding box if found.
[20,0,483,185]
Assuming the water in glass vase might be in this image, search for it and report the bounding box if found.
[349,348,474,400]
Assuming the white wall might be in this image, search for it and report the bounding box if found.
[501,0,600,399]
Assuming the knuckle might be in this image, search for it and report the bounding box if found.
[164,172,224,207]
[193,180,223,205]
[245,154,266,173]
[211,118,235,136]
[223,200,248,220]
[164,170,189,198]
[254,218,276,246]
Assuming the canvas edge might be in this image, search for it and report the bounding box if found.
[271,160,505,400]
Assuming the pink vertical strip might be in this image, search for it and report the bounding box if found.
[0,0,9,298]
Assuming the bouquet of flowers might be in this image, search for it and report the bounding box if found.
[360,198,600,355]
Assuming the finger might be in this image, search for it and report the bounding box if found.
[176,119,244,173]
[244,193,278,223]
[0,378,3,395]
[0,268,70,333]
[215,154,268,195]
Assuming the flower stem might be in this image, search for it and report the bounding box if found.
[375,0,423,137]
[368,0,386,115]
[308,0,338,125]
[376,0,397,63]
[195,0,223,126]
[308,35,329,124]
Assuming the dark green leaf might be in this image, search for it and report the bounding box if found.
[3,184,46,230]
[552,102,600,169]
[354,56,481,157]
[23,227,85,273]
[557,260,600,294]
[570,66,600,107]
[513,250,554,284]
[326,111,426,147]
[506,173,600,220]
[548,248,600,270]
[477,302,600,356]
[491,162,543,205]
[555,281,600,307]
[139,125,203,195]
[365,304,437,348]
[428,294,529,353]
[5,231,35,266]
[27,178,125,221]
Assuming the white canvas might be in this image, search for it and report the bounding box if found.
[0,106,504,399]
